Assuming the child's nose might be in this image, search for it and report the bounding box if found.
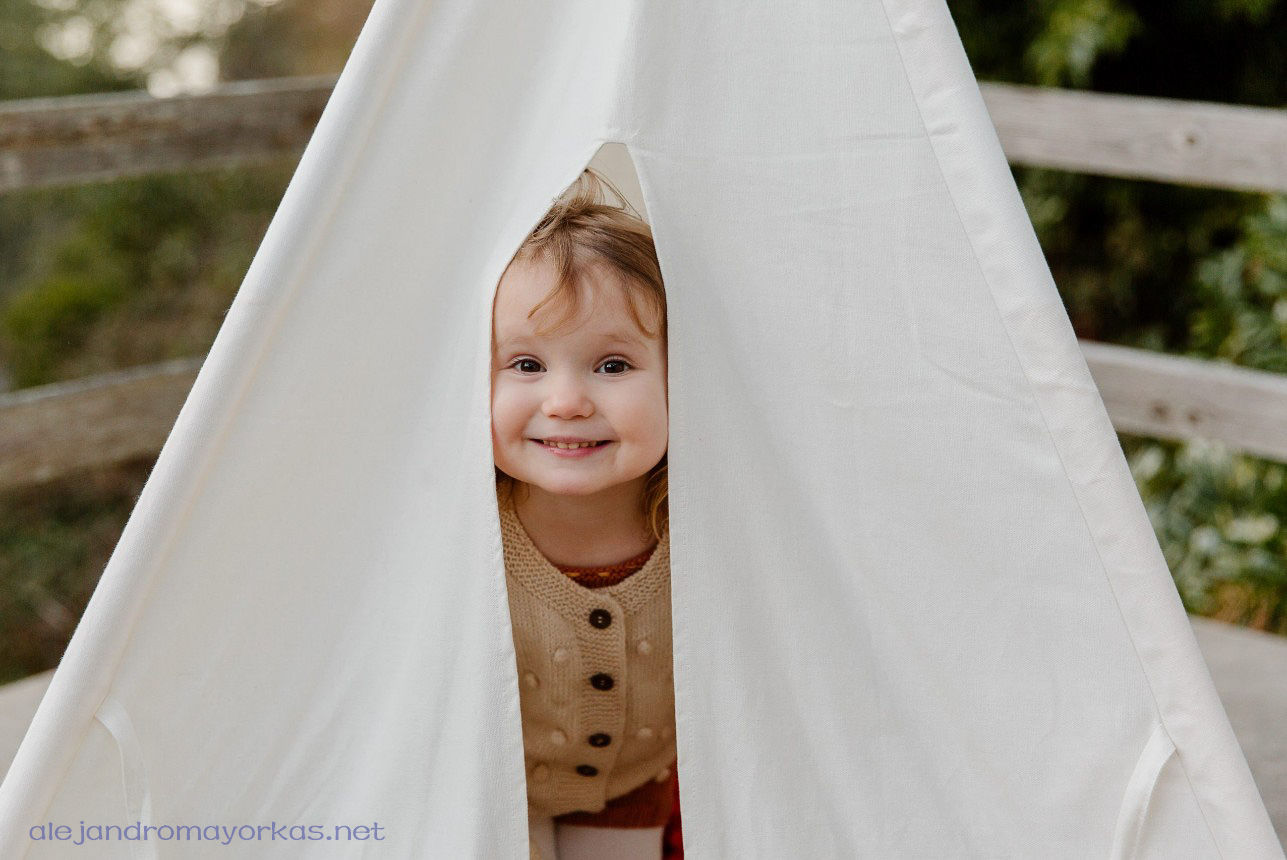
[542,373,594,419]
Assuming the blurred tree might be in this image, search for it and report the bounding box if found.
[0,0,372,388]
[1,168,292,387]
[949,0,1287,350]
[0,0,136,99]
[1189,197,1287,372]
[1120,194,1287,634]
[0,0,144,338]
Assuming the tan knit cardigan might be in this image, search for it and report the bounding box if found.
[499,499,678,819]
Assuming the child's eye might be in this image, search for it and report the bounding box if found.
[509,358,543,373]
[599,359,631,374]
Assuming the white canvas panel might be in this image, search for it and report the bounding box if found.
[1,0,1280,858]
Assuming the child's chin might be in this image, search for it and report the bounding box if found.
[530,477,609,498]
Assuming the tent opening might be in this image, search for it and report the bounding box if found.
[488,144,684,858]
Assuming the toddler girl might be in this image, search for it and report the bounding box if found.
[490,169,677,860]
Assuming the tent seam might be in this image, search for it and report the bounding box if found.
[872,1,1225,856]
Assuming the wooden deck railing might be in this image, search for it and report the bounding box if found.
[1,77,1285,490]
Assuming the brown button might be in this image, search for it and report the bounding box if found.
[588,733,612,747]
[589,673,614,691]
[576,764,599,777]
[589,609,612,629]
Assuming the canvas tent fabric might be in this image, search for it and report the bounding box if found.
[1,0,1281,857]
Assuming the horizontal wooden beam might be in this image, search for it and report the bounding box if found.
[0,358,200,492]
[1081,340,1287,462]
[980,83,1287,194]
[0,79,1285,194]
[1,342,1285,491]
[0,76,333,193]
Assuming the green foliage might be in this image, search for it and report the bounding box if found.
[0,166,293,387]
[0,0,139,99]
[1188,197,1287,372]
[1117,196,1287,635]
[1214,0,1279,22]
[1,275,127,387]
[1126,436,1287,632]
[952,0,1287,351]
[1025,0,1140,87]
[0,460,152,685]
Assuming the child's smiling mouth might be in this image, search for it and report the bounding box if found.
[530,438,612,455]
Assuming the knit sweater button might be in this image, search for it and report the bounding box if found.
[589,673,614,691]
[636,727,654,741]
[533,764,550,782]
[588,608,612,629]
[550,730,567,746]
[552,648,570,663]
[636,639,653,655]
[588,733,612,747]
[576,764,599,777]
[522,672,539,689]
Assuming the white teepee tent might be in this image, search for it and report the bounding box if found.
[1,0,1281,857]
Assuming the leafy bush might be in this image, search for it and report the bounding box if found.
[1119,196,1287,634]
[1127,436,1287,632]
[0,459,153,685]
[0,166,292,387]
[1189,196,1287,372]
[1,274,127,387]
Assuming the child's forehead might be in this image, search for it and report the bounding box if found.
[493,307,653,348]
[495,256,617,307]
[496,328,650,352]
[492,259,659,344]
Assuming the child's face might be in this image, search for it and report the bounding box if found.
[491,257,668,501]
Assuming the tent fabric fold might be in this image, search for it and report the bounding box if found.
[1,0,1280,857]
